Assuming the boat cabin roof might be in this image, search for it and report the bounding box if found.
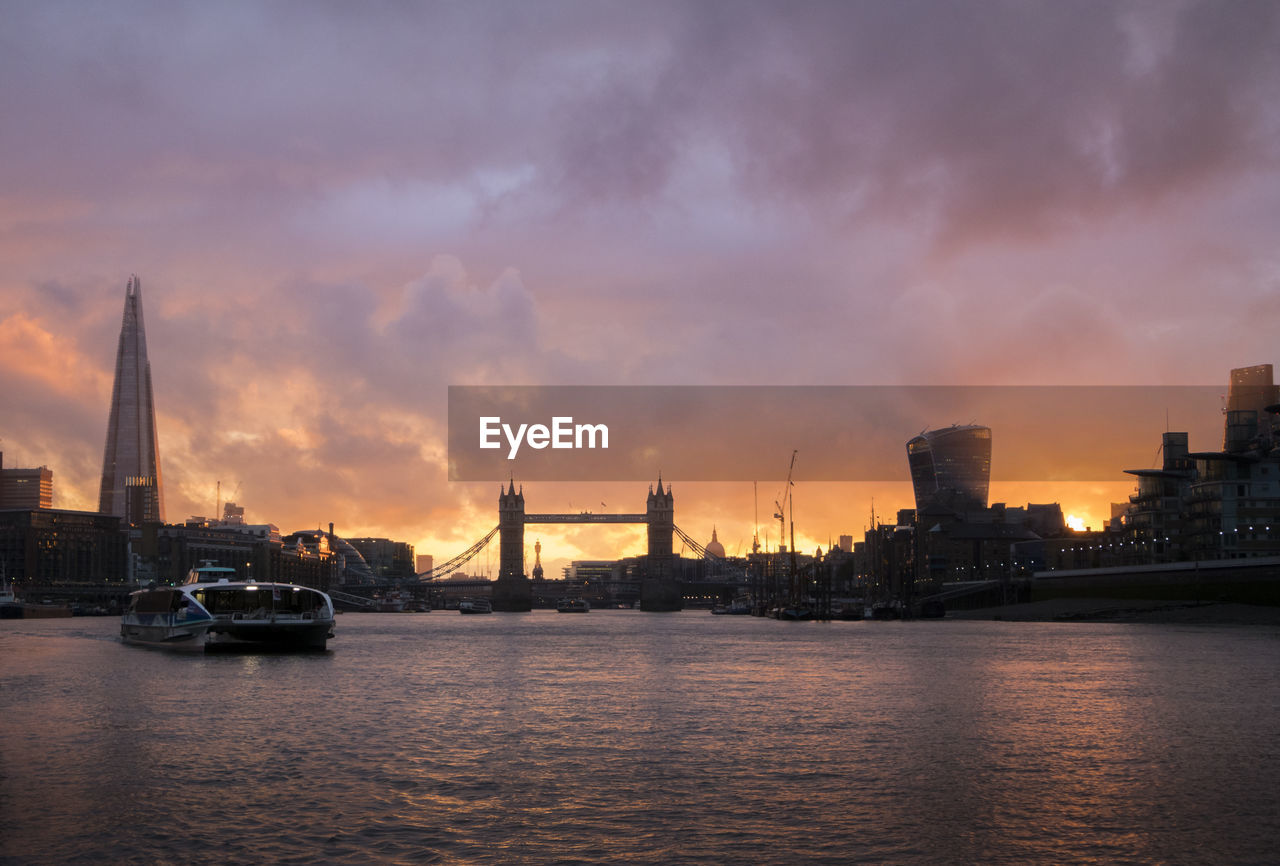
[185,563,240,584]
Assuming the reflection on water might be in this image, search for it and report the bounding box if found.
[2,613,1279,864]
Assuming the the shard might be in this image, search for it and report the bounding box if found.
[98,276,165,524]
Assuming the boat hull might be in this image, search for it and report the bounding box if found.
[120,619,212,651]
[22,603,73,618]
[207,618,333,651]
[771,606,814,621]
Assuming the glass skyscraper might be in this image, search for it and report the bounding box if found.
[906,425,992,513]
[98,277,165,524]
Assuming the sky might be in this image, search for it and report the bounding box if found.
[2,1,1278,579]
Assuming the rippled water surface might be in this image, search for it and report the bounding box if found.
[3,611,1280,864]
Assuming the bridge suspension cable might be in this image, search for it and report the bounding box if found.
[673,524,750,581]
[417,526,500,580]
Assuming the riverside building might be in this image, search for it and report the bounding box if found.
[1106,364,1280,564]
[0,453,53,510]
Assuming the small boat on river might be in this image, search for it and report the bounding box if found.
[770,604,815,621]
[458,597,492,614]
[122,562,335,651]
[556,597,590,613]
[1,567,26,619]
[711,596,752,616]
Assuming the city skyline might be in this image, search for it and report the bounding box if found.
[2,3,1278,578]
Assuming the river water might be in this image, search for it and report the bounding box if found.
[2,611,1278,864]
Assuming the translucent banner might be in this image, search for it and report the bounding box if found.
[447,385,1225,482]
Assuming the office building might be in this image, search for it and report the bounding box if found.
[0,453,53,509]
[98,276,165,524]
[347,537,416,581]
[1223,364,1280,453]
[906,425,992,513]
[1108,364,1280,564]
[0,508,128,587]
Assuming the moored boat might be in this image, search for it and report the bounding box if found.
[556,597,590,613]
[23,599,74,618]
[373,590,408,612]
[458,597,493,614]
[918,598,946,619]
[831,600,864,621]
[711,595,752,615]
[1,568,25,619]
[866,601,902,620]
[771,604,814,621]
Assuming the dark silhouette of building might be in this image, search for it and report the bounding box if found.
[853,427,1060,606]
[493,481,532,611]
[98,277,164,524]
[347,537,416,581]
[645,478,674,577]
[0,452,53,509]
[1081,364,1280,568]
[130,520,338,591]
[0,508,128,589]
[1115,431,1195,563]
[1223,364,1280,453]
[907,425,992,514]
[640,477,681,610]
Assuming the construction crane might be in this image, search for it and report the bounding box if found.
[215,480,242,521]
[752,481,761,554]
[771,450,799,602]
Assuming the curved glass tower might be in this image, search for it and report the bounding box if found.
[98,276,165,524]
[906,425,991,513]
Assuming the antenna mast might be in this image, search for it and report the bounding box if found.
[753,481,760,554]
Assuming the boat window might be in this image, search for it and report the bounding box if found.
[134,590,178,614]
[192,586,325,615]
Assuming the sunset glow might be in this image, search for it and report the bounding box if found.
[2,3,1277,578]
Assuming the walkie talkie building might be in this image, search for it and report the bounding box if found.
[98,276,165,525]
[906,425,992,514]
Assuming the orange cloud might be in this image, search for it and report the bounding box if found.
[0,312,110,401]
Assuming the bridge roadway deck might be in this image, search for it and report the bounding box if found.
[523,513,650,524]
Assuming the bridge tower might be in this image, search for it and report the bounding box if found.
[493,480,532,611]
[641,476,681,611]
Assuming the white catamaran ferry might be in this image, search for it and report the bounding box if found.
[121,562,335,651]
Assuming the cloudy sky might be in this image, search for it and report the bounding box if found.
[2,1,1277,576]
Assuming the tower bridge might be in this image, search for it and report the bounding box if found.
[414,479,747,612]
[523,513,649,523]
[494,478,678,611]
